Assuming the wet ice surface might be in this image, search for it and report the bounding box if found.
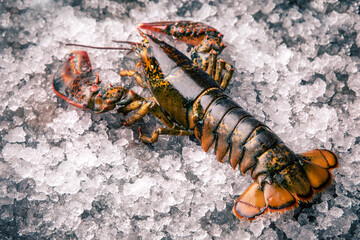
[1,0,359,239]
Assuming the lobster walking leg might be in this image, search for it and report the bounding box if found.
[205,51,234,90]
[220,63,235,90]
[120,96,193,142]
[120,69,147,88]
[119,96,176,129]
[213,58,225,82]
[139,127,192,144]
[121,100,152,127]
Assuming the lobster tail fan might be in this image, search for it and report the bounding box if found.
[300,149,338,169]
[233,182,266,219]
[277,164,314,202]
[233,149,338,220]
[300,149,338,192]
[302,161,331,191]
[263,182,297,212]
[233,181,298,220]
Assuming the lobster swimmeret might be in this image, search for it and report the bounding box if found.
[53,21,338,220]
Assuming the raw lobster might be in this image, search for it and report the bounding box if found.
[53,21,338,220]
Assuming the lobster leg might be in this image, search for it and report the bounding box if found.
[119,100,151,126]
[205,51,234,90]
[120,69,147,88]
[121,95,192,143]
[119,96,176,129]
[220,63,234,90]
[139,127,192,144]
[147,102,177,128]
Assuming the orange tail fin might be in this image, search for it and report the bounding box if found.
[300,149,338,191]
[300,149,338,169]
[233,182,266,219]
[263,182,297,212]
[233,149,338,220]
[233,181,298,220]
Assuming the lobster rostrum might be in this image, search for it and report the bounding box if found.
[53,21,338,220]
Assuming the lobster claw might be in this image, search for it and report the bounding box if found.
[139,21,226,54]
[53,51,128,113]
[53,51,97,110]
[139,21,227,70]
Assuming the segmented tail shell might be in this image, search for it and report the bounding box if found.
[194,91,338,220]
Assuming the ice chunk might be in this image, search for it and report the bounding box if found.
[115,138,128,147]
[336,195,352,208]
[259,228,278,240]
[348,72,360,93]
[298,227,316,240]
[277,220,301,239]
[316,201,328,213]
[49,162,81,194]
[123,176,156,199]
[195,3,217,20]
[4,127,26,143]
[182,147,207,163]
[329,206,344,218]
[66,145,99,168]
[250,220,265,237]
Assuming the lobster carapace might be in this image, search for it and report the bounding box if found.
[53,21,338,220]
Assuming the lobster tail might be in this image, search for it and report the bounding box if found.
[194,91,338,220]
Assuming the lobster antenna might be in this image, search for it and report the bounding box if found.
[112,40,139,45]
[65,43,132,50]
[111,41,140,56]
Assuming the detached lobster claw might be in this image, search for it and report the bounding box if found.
[53,51,130,113]
[139,21,227,68]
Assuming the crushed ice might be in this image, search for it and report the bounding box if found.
[1,0,359,239]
